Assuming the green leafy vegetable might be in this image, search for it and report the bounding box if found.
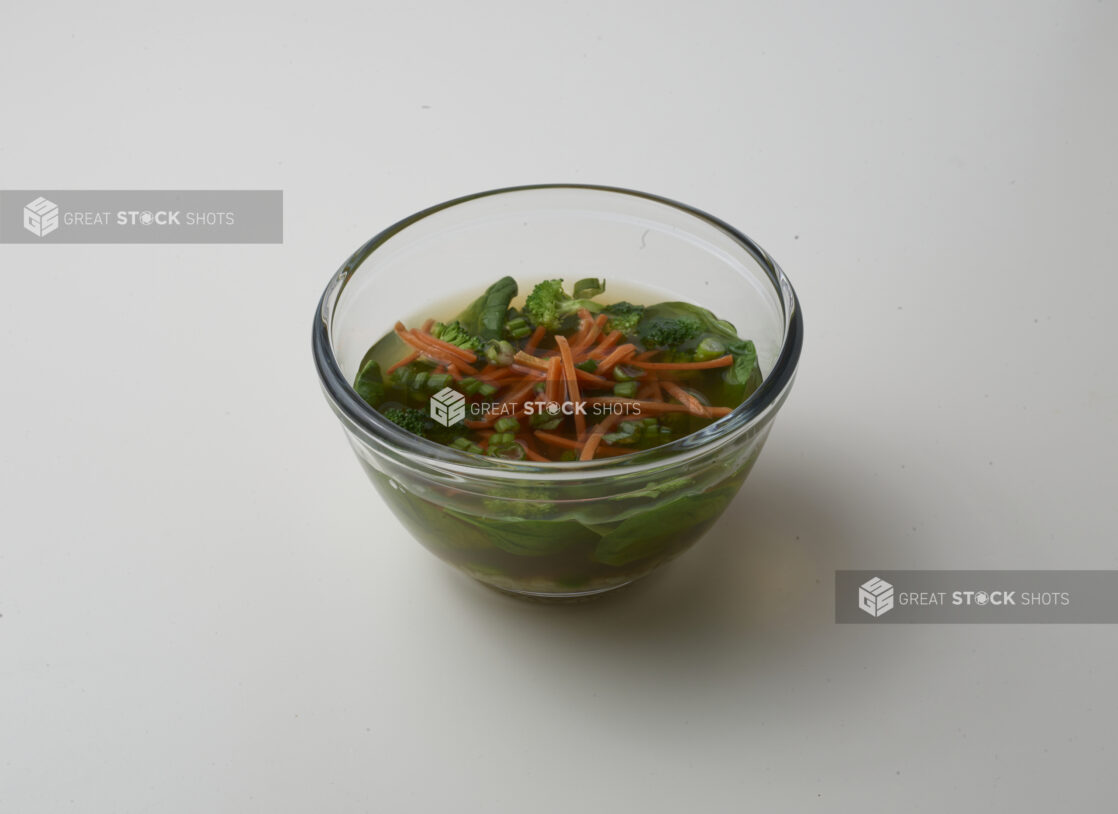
[602,301,644,334]
[354,359,386,407]
[572,277,606,298]
[640,317,702,349]
[523,278,606,331]
[447,511,600,557]
[430,320,481,351]
[383,407,436,438]
[456,276,518,341]
[592,487,734,566]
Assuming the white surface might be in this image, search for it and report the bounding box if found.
[2,1,1116,811]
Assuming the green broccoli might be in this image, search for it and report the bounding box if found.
[430,320,481,351]
[640,317,702,349]
[523,279,606,331]
[602,301,645,335]
[382,407,436,438]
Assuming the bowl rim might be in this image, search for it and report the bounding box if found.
[312,183,803,480]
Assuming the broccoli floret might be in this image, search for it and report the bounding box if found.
[523,279,604,331]
[382,407,436,438]
[430,320,481,351]
[641,317,702,349]
[603,301,645,335]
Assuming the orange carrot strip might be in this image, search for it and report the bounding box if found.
[420,351,478,375]
[584,313,608,348]
[590,330,622,357]
[569,309,595,348]
[580,411,626,460]
[534,431,582,450]
[661,380,712,418]
[555,335,585,438]
[475,366,513,383]
[524,325,546,353]
[574,369,612,388]
[595,343,637,375]
[709,407,733,417]
[394,322,476,364]
[573,312,607,352]
[634,350,660,361]
[545,357,563,405]
[409,329,478,364]
[447,362,461,380]
[385,350,420,375]
[519,442,549,462]
[501,378,540,406]
[631,355,734,371]
[513,350,549,370]
[421,318,435,332]
[510,363,547,379]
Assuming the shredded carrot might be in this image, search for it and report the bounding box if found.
[422,351,478,375]
[447,362,461,380]
[569,309,595,348]
[509,363,547,379]
[519,442,549,462]
[595,343,637,375]
[420,318,435,332]
[579,411,626,460]
[545,357,563,404]
[409,328,478,363]
[661,381,712,418]
[385,350,420,375]
[589,330,622,357]
[500,377,540,407]
[634,350,660,361]
[475,366,513,383]
[524,325,547,353]
[534,430,582,450]
[573,313,607,352]
[631,354,734,371]
[513,351,548,370]
[394,323,476,368]
[554,335,585,438]
[574,369,611,388]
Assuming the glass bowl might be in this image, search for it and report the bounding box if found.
[312,185,803,601]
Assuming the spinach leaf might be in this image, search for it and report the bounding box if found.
[592,487,735,566]
[718,339,763,405]
[572,277,606,298]
[638,302,740,343]
[354,359,386,407]
[637,301,762,406]
[456,276,518,341]
[448,511,601,557]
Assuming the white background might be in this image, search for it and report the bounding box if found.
[2,1,1116,811]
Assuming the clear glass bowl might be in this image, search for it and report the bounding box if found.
[312,185,803,600]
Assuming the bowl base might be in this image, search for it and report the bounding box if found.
[479,579,636,604]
